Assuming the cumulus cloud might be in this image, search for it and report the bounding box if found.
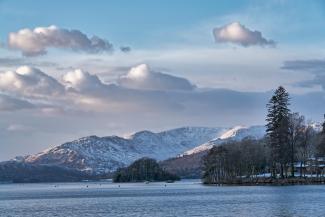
[117,64,196,91]
[59,66,184,112]
[62,69,107,93]
[0,66,64,97]
[8,25,113,56]
[0,94,34,111]
[213,22,275,47]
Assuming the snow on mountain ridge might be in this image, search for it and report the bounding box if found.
[22,126,224,174]
[19,122,322,175]
[219,125,245,139]
[183,125,266,156]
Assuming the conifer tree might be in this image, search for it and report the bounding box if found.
[266,86,291,178]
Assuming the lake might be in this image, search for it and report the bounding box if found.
[0,179,325,217]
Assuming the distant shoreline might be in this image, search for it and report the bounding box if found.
[203,177,325,186]
[2,178,325,186]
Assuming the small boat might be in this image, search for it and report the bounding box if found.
[145,181,150,184]
[166,180,175,183]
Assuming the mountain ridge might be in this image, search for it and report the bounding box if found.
[17,126,225,174]
[9,123,322,176]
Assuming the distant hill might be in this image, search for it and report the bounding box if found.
[160,151,207,179]
[7,125,276,177]
[0,161,93,183]
[17,127,224,174]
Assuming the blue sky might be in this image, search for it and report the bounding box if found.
[1,0,325,160]
[1,0,325,48]
[0,0,246,46]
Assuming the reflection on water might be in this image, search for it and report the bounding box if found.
[0,180,324,217]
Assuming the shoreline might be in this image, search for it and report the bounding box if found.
[203,177,325,186]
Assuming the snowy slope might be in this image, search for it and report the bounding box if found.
[13,123,323,176]
[22,127,224,174]
[183,126,266,156]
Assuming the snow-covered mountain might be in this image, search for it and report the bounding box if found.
[8,122,323,178]
[20,127,225,174]
[183,126,266,156]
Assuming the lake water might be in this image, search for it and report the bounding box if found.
[0,179,325,217]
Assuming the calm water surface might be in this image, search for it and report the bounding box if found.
[0,179,324,217]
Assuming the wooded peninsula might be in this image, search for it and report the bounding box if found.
[203,86,325,185]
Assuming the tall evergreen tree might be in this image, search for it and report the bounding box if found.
[266,86,291,178]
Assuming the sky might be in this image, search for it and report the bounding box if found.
[1,0,325,160]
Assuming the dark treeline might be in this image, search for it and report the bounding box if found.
[203,138,269,184]
[203,86,325,185]
[113,157,180,183]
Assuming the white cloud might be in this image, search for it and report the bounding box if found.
[0,63,315,116]
[8,25,113,56]
[62,69,107,93]
[213,22,275,47]
[0,66,64,97]
[118,64,196,91]
[0,64,263,114]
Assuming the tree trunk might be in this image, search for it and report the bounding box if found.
[290,137,295,178]
[272,162,276,178]
[291,157,295,177]
[280,164,284,179]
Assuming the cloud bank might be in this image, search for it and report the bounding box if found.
[282,59,325,89]
[213,22,275,47]
[282,59,325,73]
[0,63,322,121]
[8,25,113,56]
[0,94,34,111]
[0,64,266,114]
